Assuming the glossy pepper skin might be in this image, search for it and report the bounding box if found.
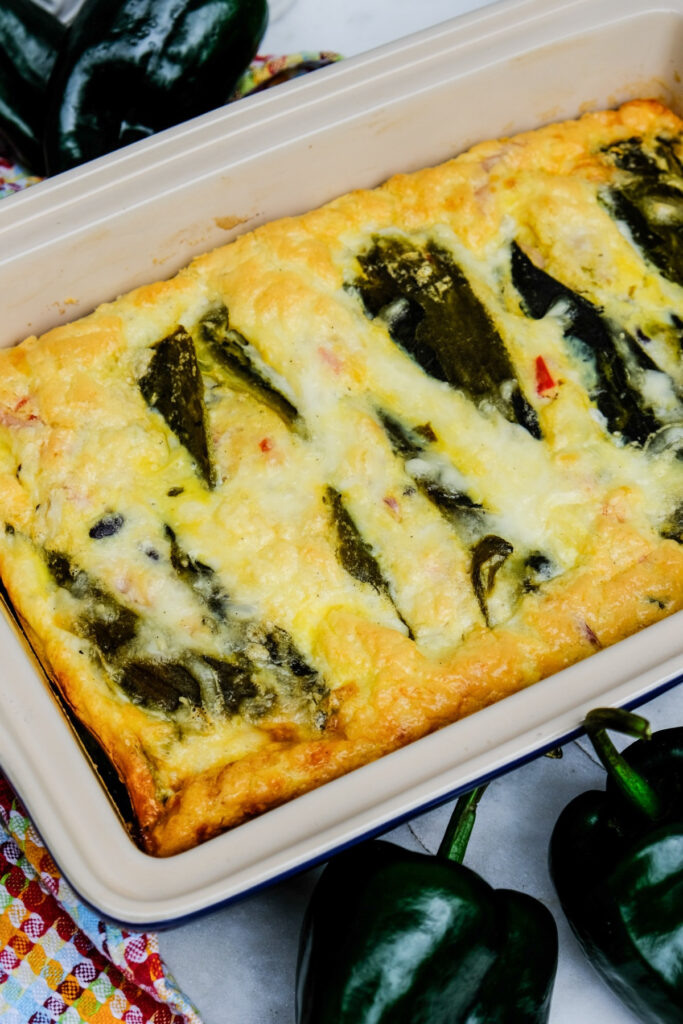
[550,707,683,1024]
[44,0,268,174]
[0,0,65,173]
[297,788,558,1023]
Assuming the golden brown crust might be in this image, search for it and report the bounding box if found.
[0,100,682,855]
[149,530,683,856]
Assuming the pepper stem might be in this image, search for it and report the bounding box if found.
[583,707,661,821]
[437,784,488,863]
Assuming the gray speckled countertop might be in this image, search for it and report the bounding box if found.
[150,3,683,1021]
[160,684,683,1024]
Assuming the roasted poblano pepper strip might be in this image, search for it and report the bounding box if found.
[297,786,558,1023]
[165,524,229,619]
[199,304,301,430]
[202,652,258,714]
[46,539,325,722]
[661,501,683,543]
[354,237,541,438]
[44,0,268,173]
[326,485,393,594]
[511,241,661,445]
[46,549,138,657]
[89,512,125,539]
[0,0,65,173]
[471,534,514,626]
[325,485,413,637]
[139,327,216,488]
[550,707,683,1023]
[264,625,317,680]
[601,135,683,287]
[378,408,485,534]
[119,658,202,713]
[522,552,556,592]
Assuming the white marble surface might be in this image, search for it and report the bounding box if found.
[149,2,682,1023]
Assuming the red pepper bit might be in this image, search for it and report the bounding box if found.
[13,396,39,421]
[535,355,556,394]
[259,437,273,452]
[317,346,344,373]
[383,495,401,521]
[580,620,602,649]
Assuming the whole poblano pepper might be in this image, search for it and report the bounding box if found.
[550,707,683,1023]
[297,786,558,1023]
[0,0,65,172]
[44,0,268,173]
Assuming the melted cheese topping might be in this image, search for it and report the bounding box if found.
[0,100,681,855]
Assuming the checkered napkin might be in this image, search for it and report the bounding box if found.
[0,772,203,1024]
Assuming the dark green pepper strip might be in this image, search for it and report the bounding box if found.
[119,658,202,712]
[511,241,661,446]
[165,524,229,619]
[0,0,65,173]
[325,485,414,638]
[601,134,683,287]
[354,236,542,438]
[377,408,486,537]
[550,707,683,1023]
[45,549,139,657]
[198,304,302,431]
[297,786,558,1023]
[139,327,216,488]
[471,534,514,626]
[44,0,268,173]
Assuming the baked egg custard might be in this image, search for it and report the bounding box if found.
[0,99,681,855]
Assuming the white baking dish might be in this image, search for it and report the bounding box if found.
[0,0,682,927]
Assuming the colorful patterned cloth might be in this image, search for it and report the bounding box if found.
[0,156,41,200]
[0,773,203,1023]
[232,51,341,98]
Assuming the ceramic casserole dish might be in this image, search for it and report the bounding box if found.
[0,0,682,925]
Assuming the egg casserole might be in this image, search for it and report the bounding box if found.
[0,99,681,856]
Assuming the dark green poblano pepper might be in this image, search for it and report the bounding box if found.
[550,707,683,1023]
[297,786,558,1023]
[44,0,268,173]
[0,0,65,172]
